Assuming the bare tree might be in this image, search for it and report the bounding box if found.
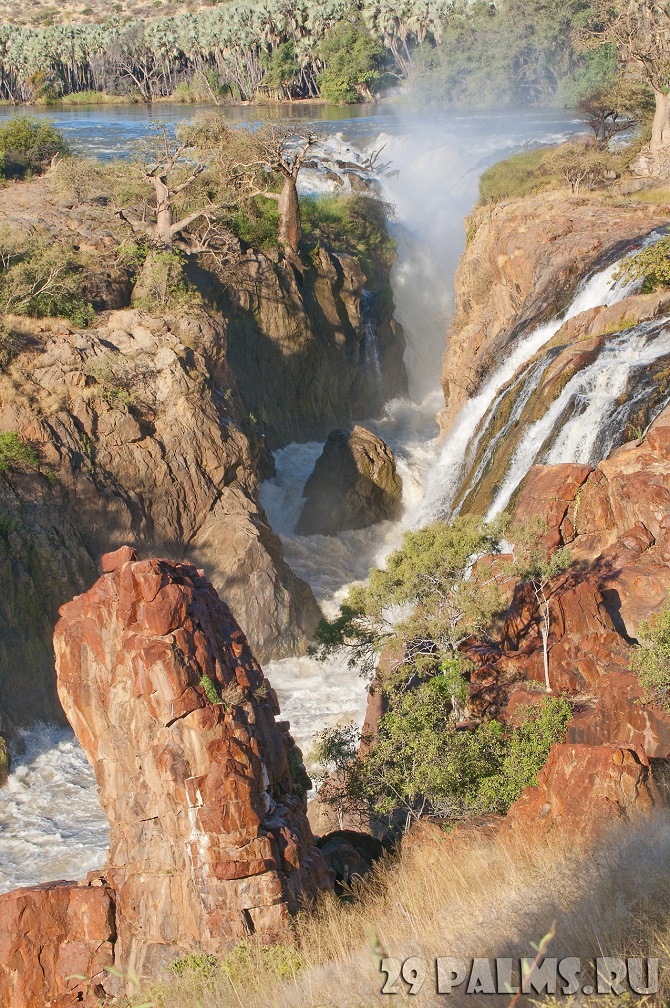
[117,124,224,251]
[577,0,670,161]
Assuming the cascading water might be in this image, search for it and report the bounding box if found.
[486,317,670,519]
[361,289,383,382]
[0,106,593,891]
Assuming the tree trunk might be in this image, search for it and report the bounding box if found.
[651,89,670,151]
[541,624,550,692]
[153,176,173,247]
[277,175,301,254]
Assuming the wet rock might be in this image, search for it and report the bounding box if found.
[297,426,402,536]
[53,554,333,978]
[442,193,667,435]
[0,880,115,1008]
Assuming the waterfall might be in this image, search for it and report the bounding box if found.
[486,317,670,518]
[412,258,643,527]
[361,289,382,382]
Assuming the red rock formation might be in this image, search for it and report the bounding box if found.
[501,742,659,844]
[51,548,332,980]
[0,879,115,1007]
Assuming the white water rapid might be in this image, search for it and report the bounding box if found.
[0,106,604,891]
[486,317,670,518]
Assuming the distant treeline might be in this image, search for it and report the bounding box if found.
[0,0,612,106]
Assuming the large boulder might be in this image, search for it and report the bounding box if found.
[0,880,115,1008]
[50,548,332,981]
[297,426,402,536]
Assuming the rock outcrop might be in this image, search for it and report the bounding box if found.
[223,247,407,449]
[462,406,670,761]
[441,192,667,434]
[0,308,319,733]
[49,549,332,981]
[297,425,402,536]
[0,879,115,1008]
[501,742,659,845]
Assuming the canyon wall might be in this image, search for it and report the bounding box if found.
[442,192,667,433]
[0,175,406,736]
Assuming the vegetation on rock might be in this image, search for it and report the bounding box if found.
[0,116,69,179]
[630,593,670,706]
[616,235,670,292]
[0,431,39,475]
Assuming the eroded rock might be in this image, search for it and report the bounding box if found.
[53,551,333,979]
[297,425,402,536]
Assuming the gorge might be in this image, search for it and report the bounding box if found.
[2,99,670,1004]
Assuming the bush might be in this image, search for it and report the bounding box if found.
[629,595,670,706]
[0,432,40,475]
[301,194,397,285]
[317,19,384,103]
[317,694,572,823]
[0,242,94,325]
[0,116,70,179]
[615,236,670,293]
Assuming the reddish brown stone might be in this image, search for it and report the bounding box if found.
[0,881,115,1008]
[101,545,137,573]
[51,557,332,980]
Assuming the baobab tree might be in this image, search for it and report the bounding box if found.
[117,124,225,251]
[577,0,670,167]
[184,114,320,256]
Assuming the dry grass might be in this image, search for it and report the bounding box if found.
[0,0,214,28]
[116,814,670,1008]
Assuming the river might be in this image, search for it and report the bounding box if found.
[0,101,588,892]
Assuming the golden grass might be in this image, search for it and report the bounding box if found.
[115,814,670,1008]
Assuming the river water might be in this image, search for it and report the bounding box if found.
[0,101,591,892]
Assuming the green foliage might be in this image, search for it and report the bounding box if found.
[479,149,550,205]
[0,431,40,475]
[312,514,507,678]
[629,594,670,707]
[226,197,279,250]
[169,953,218,978]
[132,250,197,312]
[0,116,69,179]
[615,236,670,293]
[317,694,572,822]
[262,41,300,98]
[199,673,221,704]
[301,194,396,284]
[317,18,384,103]
[0,239,94,325]
[219,940,305,986]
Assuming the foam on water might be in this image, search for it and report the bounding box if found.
[0,725,109,893]
[0,105,587,888]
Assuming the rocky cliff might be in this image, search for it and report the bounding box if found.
[0,552,333,1006]
[0,174,406,737]
[441,192,667,434]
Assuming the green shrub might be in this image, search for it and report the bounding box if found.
[615,236,670,293]
[132,249,197,312]
[317,18,384,103]
[629,594,670,706]
[0,242,94,325]
[199,673,221,704]
[0,115,70,179]
[301,194,396,285]
[478,148,550,205]
[0,432,40,475]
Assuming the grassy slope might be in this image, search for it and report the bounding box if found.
[122,815,670,1006]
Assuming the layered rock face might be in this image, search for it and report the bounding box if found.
[0,880,115,1008]
[441,193,667,434]
[52,548,332,979]
[0,308,319,734]
[297,425,402,536]
[463,406,670,762]
[224,247,407,448]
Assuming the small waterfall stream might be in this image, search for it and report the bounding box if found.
[486,317,670,518]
